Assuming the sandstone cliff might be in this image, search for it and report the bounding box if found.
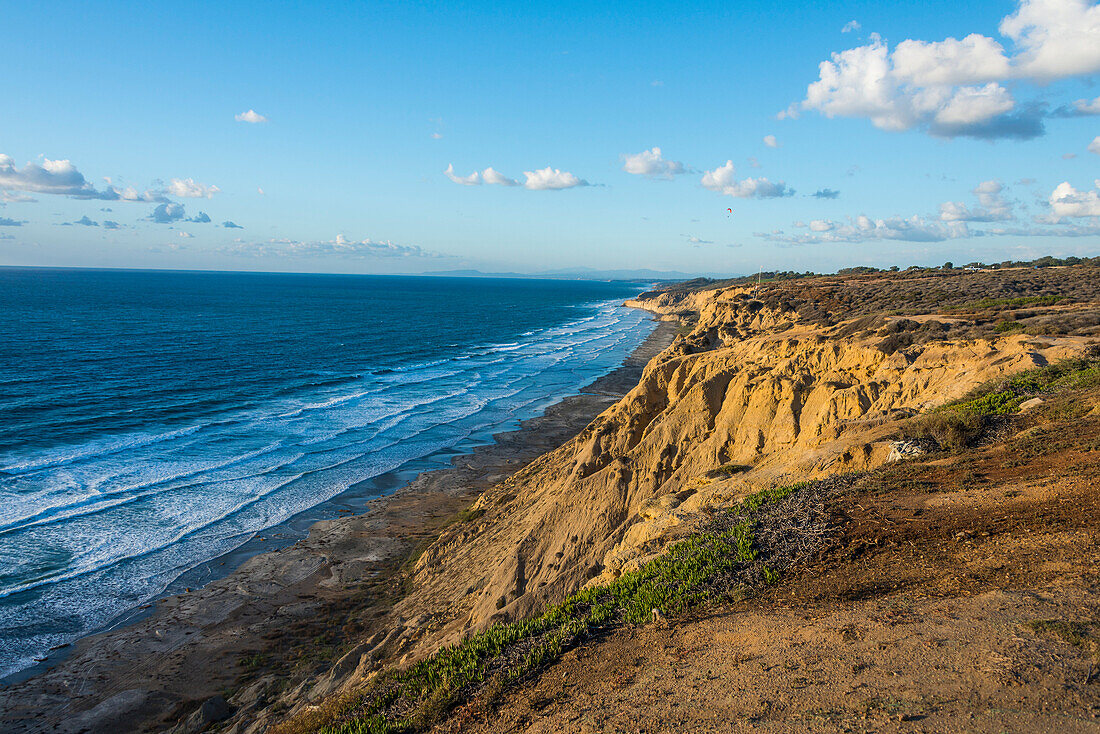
[371,279,1088,676]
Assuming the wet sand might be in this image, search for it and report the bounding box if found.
[0,316,677,734]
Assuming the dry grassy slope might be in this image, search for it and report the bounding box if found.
[385,281,1089,669]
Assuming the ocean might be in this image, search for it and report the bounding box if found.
[0,268,654,679]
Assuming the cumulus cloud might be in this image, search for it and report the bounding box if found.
[71,215,99,226]
[235,109,268,123]
[842,20,861,33]
[0,154,135,200]
[222,220,244,229]
[763,214,970,244]
[168,178,220,199]
[1052,94,1100,116]
[0,153,173,202]
[621,147,688,178]
[103,220,121,229]
[763,135,779,148]
[522,167,588,190]
[763,178,1100,245]
[683,235,714,247]
[999,0,1100,80]
[939,180,1014,222]
[223,234,448,259]
[0,217,25,226]
[482,167,519,186]
[812,188,841,199]
[1089,136,1100,154]
[701,161,794,198]
[772,214,1100,243]
[1047,180,1100,219]
[148,202,187,223]
[1,191,36,203]
[187,211,212,223]
[444,164,481,185]
[793,1,1100,139]
[445,164,589,190]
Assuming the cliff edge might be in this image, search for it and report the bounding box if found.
[268,263,1100,734]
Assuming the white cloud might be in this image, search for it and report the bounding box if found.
[934,83,1015,125]
[444,164,480,185]
[167,178,220,199]
[431,132,443,139]
[178,231,194,238]
[223,234,448,259]
[700,161,794,198]
[235,109,268,123]
[794,0,1100,139]
[0,153,174,202]
[1048,180,1100,219]
[444,164,588,190]
[939,180,1014,221]
[891,34,1010,87]
[763,178,1100,245]
[482,167,519,186]
[0,154,127,200]
[842,20,861,33]
[148,203,187,223]
[760,214,970,244]
[1089,136,1100,154]
[999,0,1100,80]
[1060,95,1100,116]
[522,167,588,190]
[621,147,687,178]
[763,135,779,148]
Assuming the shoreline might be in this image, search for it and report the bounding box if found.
[0,314,678,734]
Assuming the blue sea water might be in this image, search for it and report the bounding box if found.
[0,268,654,679]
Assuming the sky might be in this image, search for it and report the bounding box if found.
[1,0,1099,276]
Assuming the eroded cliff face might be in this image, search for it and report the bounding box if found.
[381,285,1085,664]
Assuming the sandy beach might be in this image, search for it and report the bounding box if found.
[0,315,677,734]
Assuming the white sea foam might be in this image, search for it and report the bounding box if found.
[0,298,654,678]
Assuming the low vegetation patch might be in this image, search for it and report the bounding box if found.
[1026,619,1099,654]
[952,295,1062,312]
[904,349,1100,451]
[282,481,829,734]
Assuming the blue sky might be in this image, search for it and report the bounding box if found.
[1,0,1099,275]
